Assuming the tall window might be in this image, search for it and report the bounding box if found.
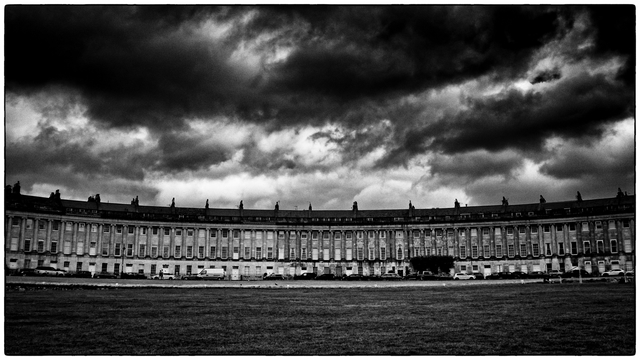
[610,239,618,253]
[571,241,578,255]
[519,244,527,256]
[267,247,273,260]
[244,246,251,259]
[596,240,604,253]
[186,246,193,258]
[300,247,306,259]
[396,247,403,260]
[290,247,296,259]
[49,241,56,253]
[459,246,466,258]
[583,241,591,254]
[368,248,375,260]
[198,246,205,258]
[545,243,551,256]
[139,244,146,257]
[495,245,502,258]
[532,244,539,257]
[126,244,133,257]
[102,243,109,256]
[210,246,216,258]
[175,246,181,258]
[163,246,169,258]
[558,242,564,256]
[380,247,386,260]
[151,246,158,258]
[357,247,364,261]
[483,245,490,257]
[507,244,514,257]
[221,246,228,259]
[114,243,121,256]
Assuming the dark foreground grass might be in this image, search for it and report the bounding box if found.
[4,282,635,355]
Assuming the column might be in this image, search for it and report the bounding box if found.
[19,217,27,252]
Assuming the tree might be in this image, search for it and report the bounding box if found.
[410,255,454,274]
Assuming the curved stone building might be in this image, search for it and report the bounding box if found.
[5,192,635,279]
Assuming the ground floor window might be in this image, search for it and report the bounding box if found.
[102,263,108,272]
[114,263,120,274]
[76,262,82,272]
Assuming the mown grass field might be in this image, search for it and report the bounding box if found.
[4,282,635,355]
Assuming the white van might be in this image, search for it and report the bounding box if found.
[197,268,226,280]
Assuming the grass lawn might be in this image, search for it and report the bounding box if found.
[4,282,635,355]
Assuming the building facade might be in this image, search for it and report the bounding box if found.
[4,192,635,279]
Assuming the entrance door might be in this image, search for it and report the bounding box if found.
[324,266,331,274]
[231,266,240,280]
[89,264,96,276]
[584,261,592,274]
[483,265,492,276]
[335,266,342,277]
[597,261,605,273]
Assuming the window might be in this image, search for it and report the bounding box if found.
[412,230,420,238]
[267,247,273,260]
[507,244,514,257]
[139,244,146,257]
[76,262,82,272]
[65,222,72,231]
[39,220,46,230]
[233,230,239,239]
[459,246,466,258]
[545,243,551,256]
[210,246,216,258]
[396,247,403,260]
[437,247,442,256]
[543,225,550,233]
[115,243,121,256]
[126,244,133,257]
[531,227,538,234]
[495,245,502,258]
[519,244,527,256]
[24,239,31,252]
[300,247,306,259]
[583,241,591,254]
[334,232,341,240]
[290,247,296,259]
[128,226,134,234]
[581,222,589,232]
[186,246,193,258]
[176,229,182,236]
[596,240,604,253]
[164,228,170,236]
[507,228,514,235]
[357,248,364,261]
[41,240,48,252]
[557,242,564,256]
[368,248,375,259]
[323,232,330,240]
[623,220,630,228]
[175,246,181,258]
[141,227,147,235]
[102,263,108,272]
[116,226,122,234]
[532,243,539,257]
[569,224,576,232]
[221,247,228,259]
[556,225,563,232]
[426,248,432,256]
[610,239,618,253]
[244,246,251,259]
[102,243,109,256]
[482,228,489,236]
[78,223,85,232]
[470,229,477,237]
[114,263,120,275]
[233,247,239,258]
[483,245,490,257]
[152,227,158,235]
[345,232,352,240]
[518,227,526,234]
[198,246,205,259]
[460,265,467,271]
[210,229,217,238]
[380,247,386,260]
[595,221,602,230]
[188,229,194,237]
[163,246,169,258]
[569,241,577,255]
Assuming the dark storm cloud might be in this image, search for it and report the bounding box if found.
[539,142,634,181]
[375,70,633,169]
[530,68,562,84]
[155,131,232,173]
[6,5,576,131]
[428,152,524,182]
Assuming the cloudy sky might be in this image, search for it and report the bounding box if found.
[5,5,635,211]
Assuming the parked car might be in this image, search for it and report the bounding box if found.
[121,272,147,279]
[180,274,201,280]
[486,272,512,280]
[625,271,634,277]
[150,272,175,280]
[293,272,317,280]
[472,272,485,280]
[380,273,403,280]
[602,269,625,277]
[561,269,592,278]
[264,273,285,281]
[34,266,59,276]
[364,274,381,281]
[510,271,529,279]
[315,273,336,280]
[548,270,564,278]
[344,274,365,281]
[93,271,118,279]
[528,271,548,279]
[16,268,37,276]
[54,269,69,277]
[453,273,476,280]
[72,271,93,278]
